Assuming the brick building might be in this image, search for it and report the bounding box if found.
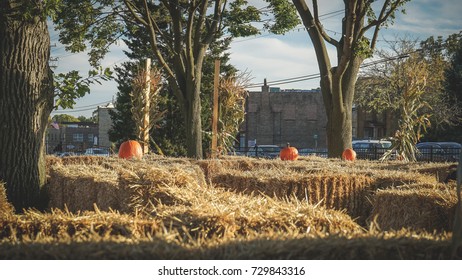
[46,122,98,154]
[240,80,327,150]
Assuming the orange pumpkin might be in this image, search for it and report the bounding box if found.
[342,148,356,161]
[118,140,143,159]
[280,143,299,161]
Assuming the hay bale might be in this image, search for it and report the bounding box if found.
[117,164,206,213]
[47,164,120,212]
[47,159,207,214]
[0,182,14,216]
[211,170,372,220]
[367,170,437,190]
[369,187,458,232]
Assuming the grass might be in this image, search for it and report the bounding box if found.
[0,155,459,259]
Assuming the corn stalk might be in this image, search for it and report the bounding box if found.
[213,72,250,155]
[381,55,432,162]
[130,67,165,151]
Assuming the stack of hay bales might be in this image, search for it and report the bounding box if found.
[0,182,14,216]
[45,156,364,239]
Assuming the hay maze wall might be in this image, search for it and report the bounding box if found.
[43,156,458,234]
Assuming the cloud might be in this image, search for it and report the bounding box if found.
[230,36,323,90]
[387,0,462,39]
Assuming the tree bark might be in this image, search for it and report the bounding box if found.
[183,73,203,159]
[0,3,54,212]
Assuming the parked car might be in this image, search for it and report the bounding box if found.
[84,148,110,157]
[436,142,461,161]
[415,142,448,162]
[247,145,281,159]
[352,139,392,160]
[416,142,460,162]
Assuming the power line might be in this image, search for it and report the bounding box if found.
[246,49,423,89]
[53,100,113,113]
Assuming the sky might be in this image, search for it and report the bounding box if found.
[49,0,462,118]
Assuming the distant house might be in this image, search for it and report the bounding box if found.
[239,80,327,150]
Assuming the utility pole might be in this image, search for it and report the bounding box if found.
[142,58,151,154]
[211,59,220,158]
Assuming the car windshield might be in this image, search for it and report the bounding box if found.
[381,142,392,149]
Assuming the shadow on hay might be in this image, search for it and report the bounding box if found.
[0,235,453,260]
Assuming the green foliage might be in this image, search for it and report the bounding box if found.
[354,37,373,59]
[52,114,79,123]
[54,0,124,67]
[2,0,62,22]
[418,32,462,142]
[108,62,138,145]
[264,0,300,34]
[53,67,112,109]
[225,0,261,37]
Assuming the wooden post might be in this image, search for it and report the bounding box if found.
[142,58,151,154]
[211,59,220,158]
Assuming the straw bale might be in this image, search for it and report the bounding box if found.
[47,157,207,214]
[369,187,458,232]
[0,183,15,216]
[47,164,119,212]
[211,170,373,220]
[59,155,116,166]
[116,162,207,213]
[200,233,451,260]
[0,229,451,259]
[367,170,437,190]
[0,209,162,241]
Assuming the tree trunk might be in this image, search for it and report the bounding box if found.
[326,100,353,157]
[325,60,361,158]
[184,79,203,159]
[0,5,54,212]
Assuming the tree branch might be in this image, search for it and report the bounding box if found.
[312,0,339,48]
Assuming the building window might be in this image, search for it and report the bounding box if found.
[88,134,94,143]
[73,133,84,142]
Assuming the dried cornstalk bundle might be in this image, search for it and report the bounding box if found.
[130,67,165,148]
[0,182,14,216]
[214,72,251,154]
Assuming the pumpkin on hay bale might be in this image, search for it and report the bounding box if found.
[342,148,356,161]
[119,140,143,160]
[280,143,299,161]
